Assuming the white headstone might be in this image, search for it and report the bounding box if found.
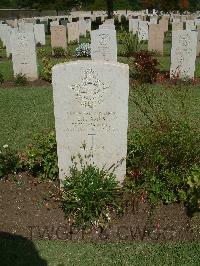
[34,24,45,45]
[99,23,115,30]
[149,17,158,25]
[170,30,197,79]
[172,22,183,31]
[85,19,91,33]
[50,21,59,27]
[129,19,139,33]
[138,21,148,41]
[67,22,79,43]
[12,32,38,81]
[91,29,117,61]
[52,60,129,183]
[78,20,87,37]
[196,26,200,56]
[5,26,13,57]
[185,20,195,30]
[24,23,34,33]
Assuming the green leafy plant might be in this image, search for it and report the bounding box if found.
[185,166,200,213]
[38,48,47,58]
[0,71,4,84]
[0,145,22,179]
[25,131,59,181]
[14,73,28,85]
[75,43,91,57]
[41,57,54,82]
[62,155,120,229]
[119,31,139,56]
[125,85,200,213]
[52,47,66,58]
[68,40,78,45]
[130,50,159,83]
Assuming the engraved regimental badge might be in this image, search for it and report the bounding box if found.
[71,68,110,108]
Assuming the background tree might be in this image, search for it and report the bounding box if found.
[179,0,190,10]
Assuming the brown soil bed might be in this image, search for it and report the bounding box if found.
[0,173,200,243]
[0,79,50,88]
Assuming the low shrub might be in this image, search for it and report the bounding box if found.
[41,57,54,82]
[62,156,120,229]
[38,48,48,58]
[0,145,22,179]
[75,43,91,57]
[68,40,78,45]
[130,50,159,83]
[25,131,59,181]
[52,47,66,58]
[14,73,28,85]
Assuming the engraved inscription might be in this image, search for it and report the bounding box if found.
[65,111,117,132]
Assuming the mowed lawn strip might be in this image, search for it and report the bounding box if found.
[0,238,200,266]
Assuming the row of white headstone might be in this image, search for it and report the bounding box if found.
[0,21,199,81]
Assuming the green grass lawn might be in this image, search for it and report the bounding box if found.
[0,86,54,150]
[0,239,200,266]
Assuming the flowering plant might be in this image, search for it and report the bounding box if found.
[75,43,91,57]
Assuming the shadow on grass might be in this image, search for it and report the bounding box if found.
[0,232,47,266]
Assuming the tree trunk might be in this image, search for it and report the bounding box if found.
[106,0,113,18]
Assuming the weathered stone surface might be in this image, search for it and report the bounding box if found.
[52,60,129,183]
[51,25,67,48]
[149,16,158,25]
[172,22,183,31]
[34,24,45,45]
[196,26,200,56]
[12,32,38,81]
[148,24,164,55]
[185,20,195,30]
[91,29,117,61]
[99,24,115,30]
[50,21,59,27]
[78,19,87,37]
[67,22,79,43]
[85,19,91,33]
[170,30,197,79]
[129,19,139,34]
[138,21,148,41]
[159,18,168,32]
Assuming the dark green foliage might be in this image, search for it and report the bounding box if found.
[52,47,66,58]
[119,31,139,56]
[0,145,22,179]
[0,71,4,84]
[120,15,128,31]
[62,156,120,229]
[14,73,28,85]
[41,57,54,82]
[25,131,59,181]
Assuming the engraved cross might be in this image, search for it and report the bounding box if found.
[88,132,96,157]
